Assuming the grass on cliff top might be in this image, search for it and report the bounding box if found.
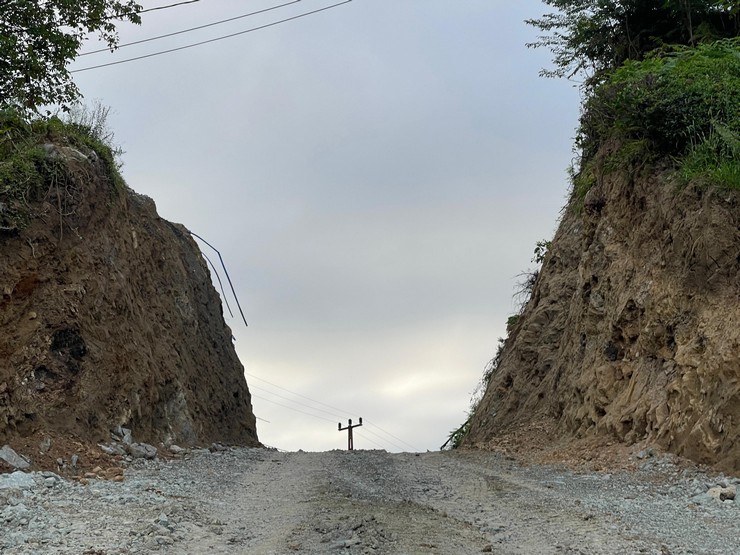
[0,107,125,231]
[573,38,740,198]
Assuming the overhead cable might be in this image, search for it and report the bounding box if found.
[251,394,338,424]
[253,392,391,450]
[245,371,420,451]
[71,1,353,73]
[364,420,420,452]
[88,0,203,24]
[79,0,302,56]
[249,384,346,421]
[135,0,202,15]
[353,432,386,450]
[356,425,409,452]
[250,383,413,451]
[252,393,399,450]
[245,371,359,418]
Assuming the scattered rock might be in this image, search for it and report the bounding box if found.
[112,426,134,445]
[98,443,127,456]
[0,445,30,469]
[127,443,157,460]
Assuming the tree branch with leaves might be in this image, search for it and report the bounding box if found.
[0,0,142,114]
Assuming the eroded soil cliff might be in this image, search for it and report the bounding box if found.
[466,157,739,472]
[0,143,258,455]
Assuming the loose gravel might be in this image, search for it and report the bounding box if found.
[1,447,738,554]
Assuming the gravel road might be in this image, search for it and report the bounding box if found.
[1,447,738,554]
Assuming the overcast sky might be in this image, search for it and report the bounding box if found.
[70,0,580,452]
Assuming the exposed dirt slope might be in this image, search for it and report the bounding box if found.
[465,156,739,472]
[0,144,258,451]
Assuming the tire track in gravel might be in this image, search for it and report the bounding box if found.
[295,450,639,554]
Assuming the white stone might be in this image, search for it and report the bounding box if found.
[0,445,30,469]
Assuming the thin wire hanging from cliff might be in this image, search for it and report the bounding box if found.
[189,231,248,328]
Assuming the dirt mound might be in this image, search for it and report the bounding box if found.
[0,143,259,457]
[465,157,739,472]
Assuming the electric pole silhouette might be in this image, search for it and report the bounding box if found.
[338,417,362,450]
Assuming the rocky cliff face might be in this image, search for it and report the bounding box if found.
[0,144,259,450]
[465,156,739,471]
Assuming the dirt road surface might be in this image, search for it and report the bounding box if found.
[1,448,738,554]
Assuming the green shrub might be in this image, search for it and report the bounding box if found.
[577,39,740,191]
[506,315,520,333]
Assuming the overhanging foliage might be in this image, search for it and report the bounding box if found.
[0,0,141,113]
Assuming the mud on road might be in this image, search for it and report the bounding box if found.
[1,448,738,554]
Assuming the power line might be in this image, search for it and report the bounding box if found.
[246,371,357,418]
[245,371,420,451]
[354,432,386,450]
[250,383,412,451]
[88,0,203,24]
[364,420,420,452]
[251,394,338,424]
[253,390,390,451]
[251,393,397,451]
[79,0,302,56]
[354,425,408,452]
[137,0,202,16]
[250,384,346,421]
[71,1,353,73]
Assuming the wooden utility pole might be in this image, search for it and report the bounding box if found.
[338,417,362,450]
